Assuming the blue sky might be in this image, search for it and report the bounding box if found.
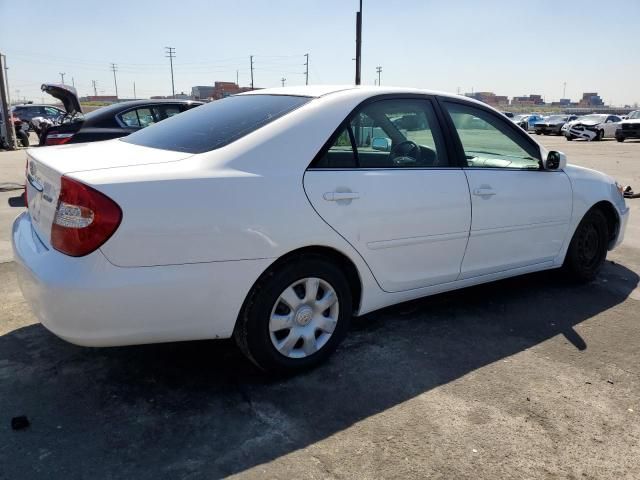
[1,0,638,105]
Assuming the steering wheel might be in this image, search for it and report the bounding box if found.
[389,140,421,166]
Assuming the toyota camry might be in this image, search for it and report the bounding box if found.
[13,86,629,373]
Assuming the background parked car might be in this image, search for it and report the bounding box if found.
[534,115,578,135]
[615,110,640,142]
[39,83,203,146]
[512,113,544,131]
[11,104,66,129]
[562,114,622,141]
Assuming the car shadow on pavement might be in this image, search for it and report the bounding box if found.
[0,260,637,478]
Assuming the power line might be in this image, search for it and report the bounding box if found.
[110,63,118,99]
[165,47,176,98]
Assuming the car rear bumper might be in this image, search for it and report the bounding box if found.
[12,212,272,347]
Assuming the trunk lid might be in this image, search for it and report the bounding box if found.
[41,83,83,115]
[25,140,193,245]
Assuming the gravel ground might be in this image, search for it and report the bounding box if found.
[0,136,638,479]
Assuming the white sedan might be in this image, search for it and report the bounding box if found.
[562,114,622,141]
[13,86,629,373]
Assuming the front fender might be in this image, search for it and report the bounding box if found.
[556,164,629,263]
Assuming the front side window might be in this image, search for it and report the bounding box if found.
[315,98,448,169]
[443,102,540,169]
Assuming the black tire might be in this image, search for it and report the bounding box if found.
[566,135,573,141]
[234,256,352,374]
[616,136,625,142]
[563,208,609,282]
[17,130,29,147]
[535,131,542,135]
[594,129,604,141]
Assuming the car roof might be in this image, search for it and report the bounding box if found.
[239,84,479,103]
[12,104,62,108]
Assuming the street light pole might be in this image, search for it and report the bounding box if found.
[304,53,309,85]
[376,66,382,86]
[59,72,66,84]
[355,0,362,85]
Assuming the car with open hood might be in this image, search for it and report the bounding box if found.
[13,85,629,373]
[615,110,640,142]
[562,113,622,141]
[534,115,578,135]
[39,83,203,146]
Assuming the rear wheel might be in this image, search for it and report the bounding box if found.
[234,256,352,374]
[616,136,625,142]
[563,208,609,282]
[565,134,573,141]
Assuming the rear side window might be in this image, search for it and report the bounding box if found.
[122,95,311,153]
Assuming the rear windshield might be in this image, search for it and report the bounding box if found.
[121,94,311,153]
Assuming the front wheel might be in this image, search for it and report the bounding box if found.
[594,129,604,141]
[235,256,352,373]
[563,209,609,282]
[616,136,625,142]
[565,134,573,141]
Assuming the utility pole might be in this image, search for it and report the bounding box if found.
[281,77,286,87]
[72,77,75,88]
[563,82,567,99]
[236,69,239,86]
[376,65,382,86]
[250,55,254,90]
[110,63,119,99]
[0,52,17,149]
[355,0,362,85]
[165,47,176,98]
[59,72,66,84]
[133,81,137,99]
[304,53,309,85]
[92,80,98,96]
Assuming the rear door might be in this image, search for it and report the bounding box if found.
[304,96,471,293]
[440,99,572,278]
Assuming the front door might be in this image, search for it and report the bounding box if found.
[304,97,471,293]
[440,100,572,279]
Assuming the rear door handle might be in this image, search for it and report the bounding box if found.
[473,188,496,197]
[323,191,360,201]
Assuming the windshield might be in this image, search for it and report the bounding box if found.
[512,115,527,121]
[628,111,640,120]
[546,115,566,122]
[122,95,311,154]
[577,114,606,123]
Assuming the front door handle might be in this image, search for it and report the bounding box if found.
[323,191,360,201]
[473,188,496,197]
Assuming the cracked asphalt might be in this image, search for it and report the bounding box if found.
[1,136,639,479]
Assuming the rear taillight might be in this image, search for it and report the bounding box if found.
[51,176,122,257]
[45,133,74,146]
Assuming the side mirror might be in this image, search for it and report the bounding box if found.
[546,150,567,170]
[371,137,391,152]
